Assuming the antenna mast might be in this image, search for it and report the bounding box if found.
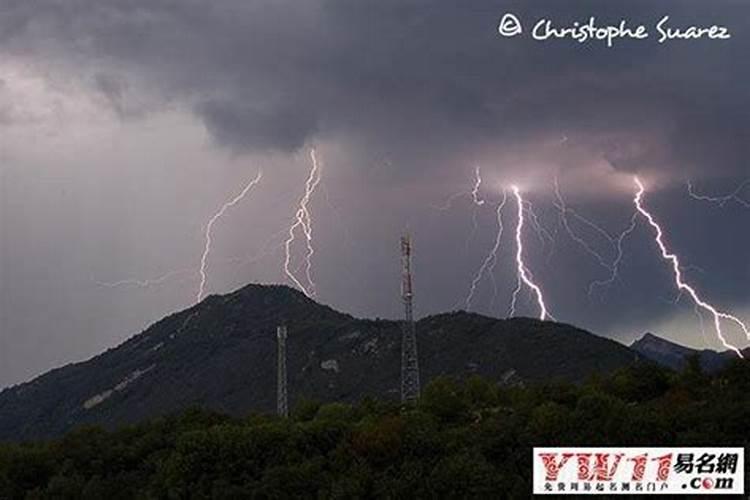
[400,234,420,404]
[276,325,288,417]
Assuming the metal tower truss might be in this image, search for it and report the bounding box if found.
[400,234,420,404]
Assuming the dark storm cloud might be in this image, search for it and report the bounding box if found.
[2,0,750,389]
[92,72,152,120]
[1,0,748,178]
[197,99,319,153]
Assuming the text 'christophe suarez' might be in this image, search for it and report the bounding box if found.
[497,14,732,47]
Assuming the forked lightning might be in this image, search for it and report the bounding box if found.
[196,171,263,302]
[510,186,552,321]
[464,190,507,310]
[284,149,323,298]
[634,177,748,358]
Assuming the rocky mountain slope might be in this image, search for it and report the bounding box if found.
[630,332,741,372]
[0,284,640,441]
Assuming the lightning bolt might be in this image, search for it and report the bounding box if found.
[464,166,487,252]
[551,176,645,298]
[510,186,552,321]
[222,225,291,268]
[196,170,263,303]
[433,166,485,211]
[633,177,747,358]
[464,189,507,310]
[687,179,750,208]
[517,198,558,265]
[284,148,322,298]
[587,211,638,296]
[693,303,712,348]
[470,166,485,207]
[97,225,287,294]
[94,268,195,289]
[433,166,486,252]
[552,176,616,272]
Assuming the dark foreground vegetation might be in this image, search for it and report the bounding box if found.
[1,358,748,499]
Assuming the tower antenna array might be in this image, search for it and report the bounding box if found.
[276,325,288,417]
[400,234,420,404]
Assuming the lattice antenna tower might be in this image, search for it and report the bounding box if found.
[400,234,420,404]
[277,325,288,417]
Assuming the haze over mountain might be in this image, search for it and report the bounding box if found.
[0,284,640,442]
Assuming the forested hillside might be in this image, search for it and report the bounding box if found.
[1,359,748,499]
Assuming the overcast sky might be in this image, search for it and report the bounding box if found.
[1,0,749,388]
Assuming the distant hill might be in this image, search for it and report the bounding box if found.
[0,284,640,441]
[630,332,741,372]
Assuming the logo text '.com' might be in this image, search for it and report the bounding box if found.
[533,447,744,495]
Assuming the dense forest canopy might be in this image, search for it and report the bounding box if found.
[1,358,748,499]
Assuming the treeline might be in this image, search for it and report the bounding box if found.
[1,358,749,499]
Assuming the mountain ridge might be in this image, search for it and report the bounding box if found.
[630,331,742,372]
[0,283,641,441]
